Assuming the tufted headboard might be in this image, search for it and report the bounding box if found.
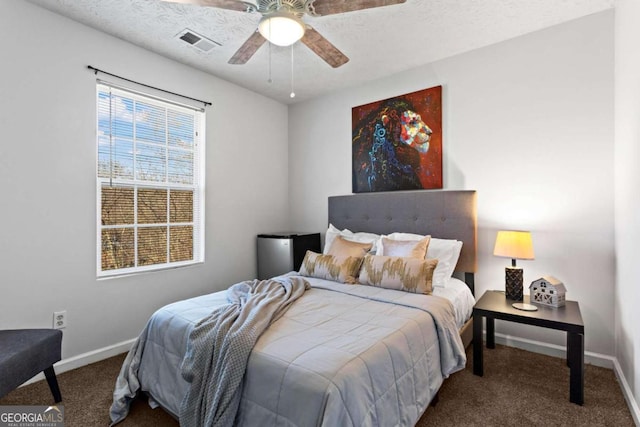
[328,190,477,292]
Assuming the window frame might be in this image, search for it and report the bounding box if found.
[95,82,205,278]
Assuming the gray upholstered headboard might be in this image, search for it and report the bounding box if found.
[328,190,477,290]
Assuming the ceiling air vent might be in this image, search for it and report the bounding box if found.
[176,29,221,52]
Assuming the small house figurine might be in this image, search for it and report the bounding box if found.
[530,276,566,307]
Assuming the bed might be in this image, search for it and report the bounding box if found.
[328,190,477,347]
[111,190,477,426]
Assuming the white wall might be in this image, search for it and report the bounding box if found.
[614,0,640,417]
[289,12,615,356]
[0,0,289,359]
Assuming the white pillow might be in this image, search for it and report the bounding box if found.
[377,235,431,259]
[428,238,463,288]
[377,232,463,288]
[323,224,380,255]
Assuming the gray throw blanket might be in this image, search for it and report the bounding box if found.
[179,276,310,427]
[110,318,152,425]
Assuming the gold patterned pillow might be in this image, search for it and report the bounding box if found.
[359,254,438,294]
[327,236,373,258]
[379,236,430,259]
[298,251,363,284]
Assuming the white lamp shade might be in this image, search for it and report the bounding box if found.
[493,230,535,260]
[258,13,305,47]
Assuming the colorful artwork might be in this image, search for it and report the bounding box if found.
[352,86,442,193]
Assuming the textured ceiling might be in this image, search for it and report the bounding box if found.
[25,0,613,104]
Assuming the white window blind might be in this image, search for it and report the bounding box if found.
[96,83,205,277]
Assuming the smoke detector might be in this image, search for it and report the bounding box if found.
[176,29,221,52]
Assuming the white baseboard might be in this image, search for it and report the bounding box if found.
[491,332,614,368]
[21,338,135,387]
[612,358,640,426]
[490,332,640,425]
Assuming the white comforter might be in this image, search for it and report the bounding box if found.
[130,276,466,426]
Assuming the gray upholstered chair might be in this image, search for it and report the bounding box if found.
[0,329,63,402]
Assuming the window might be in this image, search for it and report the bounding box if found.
[96,83,205,277]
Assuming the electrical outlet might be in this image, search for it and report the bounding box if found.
[53,311,67,329]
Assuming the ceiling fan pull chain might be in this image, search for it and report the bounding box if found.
[290,44,295,98]
[268,17,273,83]
[268,38,272,83]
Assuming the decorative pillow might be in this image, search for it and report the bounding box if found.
[327,235,373,258]
[298,251,363,284]
[377,233,462,288]
[359,254,438,294]
[323,224,379,254]
[378,236,430,259]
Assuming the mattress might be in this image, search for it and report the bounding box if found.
[432,277,476,329]
[122,276,467,426]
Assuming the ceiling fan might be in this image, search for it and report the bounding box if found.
[162,0,407,68]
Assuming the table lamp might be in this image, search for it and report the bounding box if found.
[493,230,535,304]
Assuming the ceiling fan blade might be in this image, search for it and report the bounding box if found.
[301,28,349,68]
[309,0,406,16]
[228,31,267,64]
[160,0,254,13]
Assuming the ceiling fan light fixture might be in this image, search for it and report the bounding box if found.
[258,12,305,47]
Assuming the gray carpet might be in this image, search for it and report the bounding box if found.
[420,345,635,426]
[0,344,635,426]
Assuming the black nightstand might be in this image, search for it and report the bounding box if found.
[473,290,585,405]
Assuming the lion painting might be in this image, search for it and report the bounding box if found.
[352,87,442,193]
